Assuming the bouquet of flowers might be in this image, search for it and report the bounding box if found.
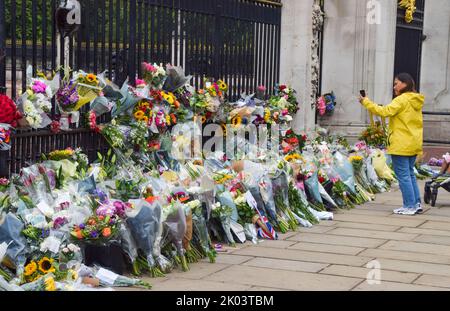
[21,256,69,286]
[316,92,336,116]
[359,121,387,148]
[56,79,79,113]
[0,94,22,127]
[100,120,125,149]
[349,155,375,202]
[142,62,167,89]
[70,197,130,244]
[211,202,235,246]
[0,124,11,150]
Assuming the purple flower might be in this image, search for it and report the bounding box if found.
[53,217,68,229]
[90,231,99,238]
[41,229,50,239]
[79,223,85,229]
[109,218,116,225]
[113,201,126,218]
[93,189,108,203]
[46,170,57,189]
[96,202,116,217]
[32,80,48,94]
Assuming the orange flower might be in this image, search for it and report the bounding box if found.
[173,101,180,109]
[74,230,83,239]
[98,216,104,221]
[88,219,96,226]
[102,227,112,237]
[198,89,205,94]
[170,113,177,124]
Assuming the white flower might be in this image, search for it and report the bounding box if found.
[62,247,70,253]
[234,196,246,205]
[211,202,221,210]
[186,200,201,210]
[67,243,80,252]
[278,97,288,109]
[284,87,290,93]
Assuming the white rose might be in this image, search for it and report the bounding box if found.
[68,243,79,252]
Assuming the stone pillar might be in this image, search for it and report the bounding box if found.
[421,0,450,141]
[279,0,315,133]
[319,0,397,141]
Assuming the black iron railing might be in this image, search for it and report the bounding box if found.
[0,0,283,177]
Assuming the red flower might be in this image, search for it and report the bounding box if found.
[318,176,326,184]
[285,137,299,145]
[50,120,61,134]
[0,94,22,127]
[279,85,287,91]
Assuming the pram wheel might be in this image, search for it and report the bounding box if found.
[431,189,438,207]
[424,183,431,204]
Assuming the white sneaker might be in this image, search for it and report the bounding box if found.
[393,207,416,215]
[401,208,417,216]
[393,207,407,215]
[415,204,423,214]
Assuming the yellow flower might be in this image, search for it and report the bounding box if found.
[44,276,56,291]
[68,269,78,281]
[38,257,55,274]
[161,92,175,105]
[24,261,37,276]
[201,116,207,124]
[349,155,363,163]
[86,73,98,84]
[139,101,150,109]
[134,110,145,120]
[218,80,228,92]
[142,116,149,123]
[264,108,271,123]
[284,153,303,162]
[166,115,171,126]
[231,115,242,128]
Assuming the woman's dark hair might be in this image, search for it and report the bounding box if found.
[395,73,417,94]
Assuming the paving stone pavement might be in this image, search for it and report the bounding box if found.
[129,181,450,291]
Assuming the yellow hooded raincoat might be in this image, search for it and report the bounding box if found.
[361,92,424,156]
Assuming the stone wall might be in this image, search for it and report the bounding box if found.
[319,0,397,140]
[421,0,450,142]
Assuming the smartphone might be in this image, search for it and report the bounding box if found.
[360,90,366,97]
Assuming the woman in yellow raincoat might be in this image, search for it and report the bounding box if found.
[359,73,424,216]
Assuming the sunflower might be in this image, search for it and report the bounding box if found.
[38,257,55,274]
[142,116,149,123]
[44,276,56,291]
[161,92,175,105]
[134,110,145,120]
[218,80,228,92]
[24,261,37,276]
[231,115,242,128]
[201,116,207,124]
[284,153,303,162]
[86,74,98,84]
